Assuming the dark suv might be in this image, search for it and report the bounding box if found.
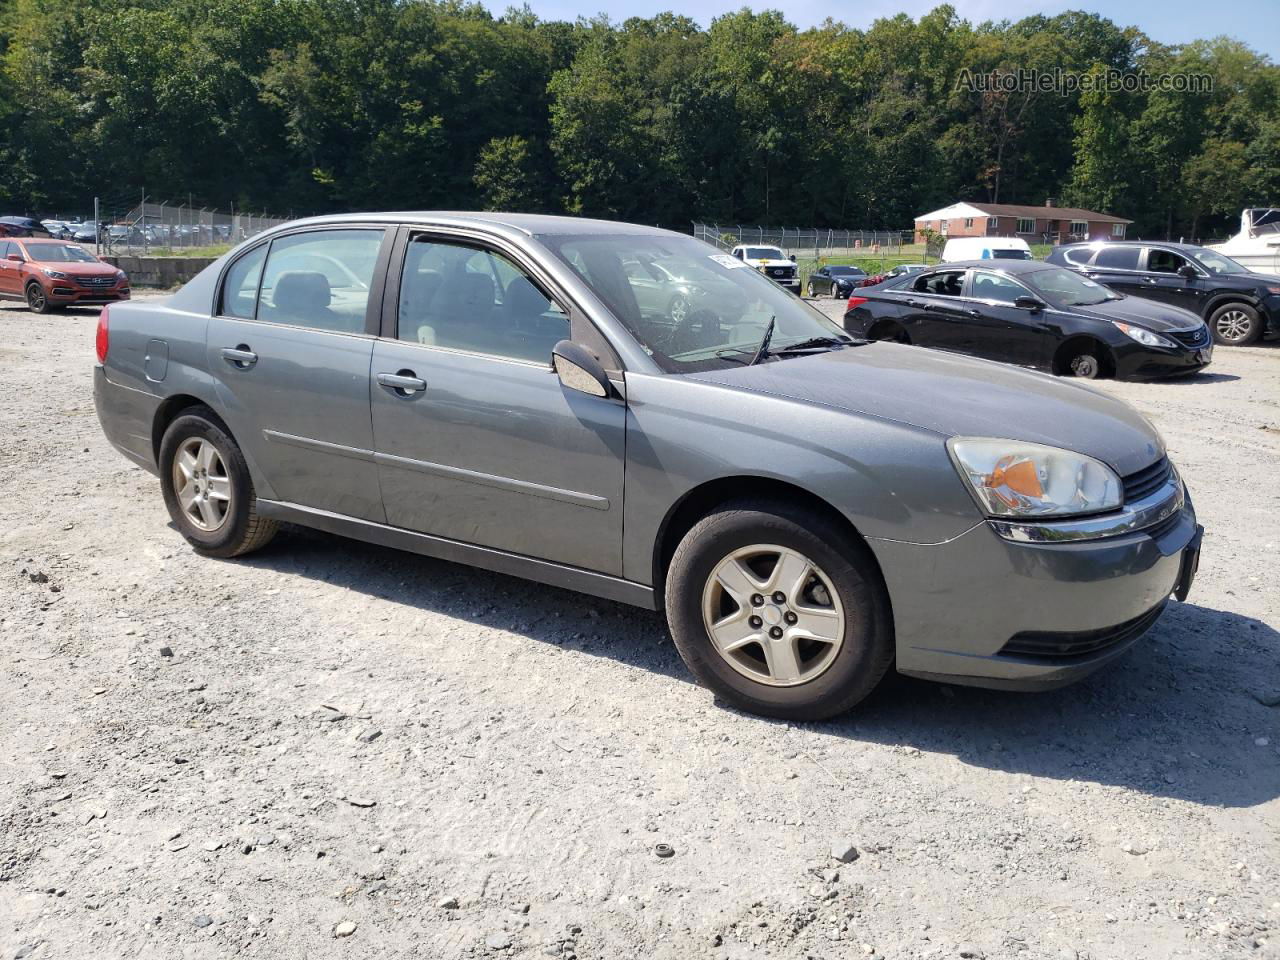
[1046,241,1280,345]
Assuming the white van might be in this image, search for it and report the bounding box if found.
[940,237,1033,262]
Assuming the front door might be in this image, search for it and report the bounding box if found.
[963,269,1052,367]
[206,226,390,522]
[369,233,627,574]
[1141,248,1205,312]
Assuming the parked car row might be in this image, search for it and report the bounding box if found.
[92,211,1202,721]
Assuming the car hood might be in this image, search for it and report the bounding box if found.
[749,259,793,268]
[1070,296,1203,331]
[689,343,1163,477]
[34,261,117,277]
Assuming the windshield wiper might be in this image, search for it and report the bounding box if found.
[773,335,859,354]
[748,316,776,365]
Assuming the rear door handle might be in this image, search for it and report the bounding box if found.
[220,346,258,368]
[377,371,427,395]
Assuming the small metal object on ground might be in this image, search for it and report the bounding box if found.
[654,843,674,858]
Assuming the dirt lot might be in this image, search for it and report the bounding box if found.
[2,295,1278,960]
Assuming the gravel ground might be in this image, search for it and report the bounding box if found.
[2,295,1278,960]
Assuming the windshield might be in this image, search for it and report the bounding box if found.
[27,243,98,263]
[1191,248,1249,275]
[743,247,785,260]
[1023,266,1116,307]
[545,234,850,373]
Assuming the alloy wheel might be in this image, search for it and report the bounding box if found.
[1214,309,1253,343]
[172,437,232,532]
[701,544,845,687]
[670,297,688,324]
[26,285,46,312]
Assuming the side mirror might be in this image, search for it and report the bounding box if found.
[1013,296,1045,311]
[733,250,743,260]
[6,253,23,263]
[1177,264,1197,279]
[789,254,797,262]
[552,340,611,398]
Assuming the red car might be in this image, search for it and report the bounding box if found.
[0,237,130,313]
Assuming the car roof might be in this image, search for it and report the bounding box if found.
[15,237,74,245]
[280,211,682,239]
[927,260,1054,274]
[1058,239,1202,252]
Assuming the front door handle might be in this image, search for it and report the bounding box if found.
[965,308,983,317]
[377,371,427,395]
[221,346,257,368]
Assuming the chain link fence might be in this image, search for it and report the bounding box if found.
[693,223,912,259]
[84,194,291,256]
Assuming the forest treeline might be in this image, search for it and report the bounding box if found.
[1,0,1278,237]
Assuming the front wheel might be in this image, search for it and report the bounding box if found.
[1209,303,1263,345]
[25,283,52,314]
[806,281,815,298]
[664,500,893,720]
[159,408,278,558]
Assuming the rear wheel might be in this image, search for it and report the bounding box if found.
[1209,302,1262,345]
[25,282,52,314]
[159,408,278,558]
[664,500,893,720]
[806,281,815,298]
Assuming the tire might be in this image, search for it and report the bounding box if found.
[158,407,278,558]
[1208,302,1263,345]
[664,499,893,720]
[25,282,51,314]
[806,281,815,298]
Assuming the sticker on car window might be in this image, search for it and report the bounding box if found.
[709,254,748,269]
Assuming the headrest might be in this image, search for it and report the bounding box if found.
[273,271,331,314]
[505,276,550,316]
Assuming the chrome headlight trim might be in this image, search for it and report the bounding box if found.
[989,478,1186,543]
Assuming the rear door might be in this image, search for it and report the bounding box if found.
[206,225,392,522]
[368,230,627,574]
[900,269,970,348]
[1083,245,1145,299]
[0,242,18,297]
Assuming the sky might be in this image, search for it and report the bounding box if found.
[484,0,1280,60]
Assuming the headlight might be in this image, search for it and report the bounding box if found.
[948,438,1122,519]
[42,268,68,279]
[115,270,128,282]
[1113,322,1176,349]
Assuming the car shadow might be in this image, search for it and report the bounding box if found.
[231,524,1278,809]
[1150,371,1241,385]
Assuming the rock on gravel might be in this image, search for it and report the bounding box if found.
[334,921,357,938]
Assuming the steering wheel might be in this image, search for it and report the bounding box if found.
[666,307,723,355]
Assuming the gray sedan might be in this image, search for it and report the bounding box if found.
[93,213,1203,719]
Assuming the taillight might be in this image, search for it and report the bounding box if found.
[846,296,869,311]
[95,305,110,363]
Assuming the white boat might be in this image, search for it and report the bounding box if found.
[1208,208,1280,273]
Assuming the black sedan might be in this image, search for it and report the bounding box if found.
[843,260,1212,380]
[1046,240,1280,346]
[807,264,866,299]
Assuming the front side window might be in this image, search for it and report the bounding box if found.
[397,238,567,364]
[1094,247,1141,270]
[971,271,1030,304]
[544,234,847,373]
[220,243,267,319]
[257,229,384,333]
[912,270,966,297]
[1147,249,1189,274]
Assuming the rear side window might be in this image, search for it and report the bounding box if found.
[913,271,965,297]
[220,244,266,319]
[1062,247,1094,265]
[1094,247,1140,269]
[256,229,384,333]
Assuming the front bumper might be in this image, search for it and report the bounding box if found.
[49,282,130,305]
[870,498,1200,691]
[1114,340,1211,380]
